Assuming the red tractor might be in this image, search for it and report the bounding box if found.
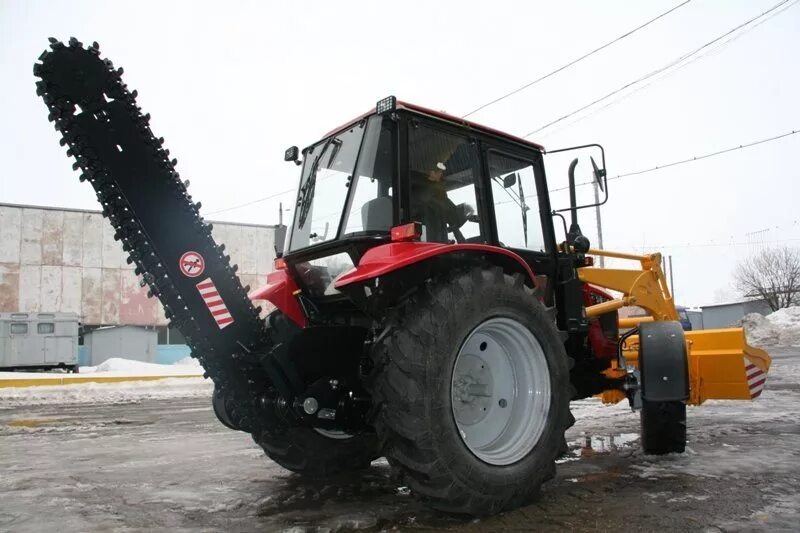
[35,39,770,516]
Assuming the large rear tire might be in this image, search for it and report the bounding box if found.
[252,426,380,478]
[369,266,572,515]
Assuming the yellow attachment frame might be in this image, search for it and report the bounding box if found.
[578,249,678,321]
[577,248,771,405]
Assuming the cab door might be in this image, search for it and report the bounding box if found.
[480,144,558,304]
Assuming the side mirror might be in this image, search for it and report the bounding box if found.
[503,172,517,188]
[284,146,302,166]
[591,156,605,192]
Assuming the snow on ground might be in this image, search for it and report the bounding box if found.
[0,357,203,381]
[173,356,201,366]
[0,357,210,407]
[743,305,800,347]
[0,376,212,407]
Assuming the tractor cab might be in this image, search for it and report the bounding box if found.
[280,97,605,310]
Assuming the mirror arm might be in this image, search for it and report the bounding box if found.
[552,211,569,246]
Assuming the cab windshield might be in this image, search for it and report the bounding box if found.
[287,115,393,252]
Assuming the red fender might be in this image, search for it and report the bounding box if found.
[248,269,307,328]
[335,241,537,289]
[251,243,539,328]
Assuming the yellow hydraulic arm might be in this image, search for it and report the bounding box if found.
[577,248,771,405]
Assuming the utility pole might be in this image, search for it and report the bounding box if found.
[593,180,604,267]
[278,202,283,226]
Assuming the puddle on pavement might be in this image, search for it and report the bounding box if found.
[253,462,457,530]
[558,432,639,463]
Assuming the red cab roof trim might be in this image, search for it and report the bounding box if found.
[396,101,545,151]
[320,100,545,151]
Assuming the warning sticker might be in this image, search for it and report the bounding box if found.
[196,278,234,329]
[744,359,766,399]
[179,251,205,278]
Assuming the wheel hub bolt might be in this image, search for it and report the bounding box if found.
[499,398,507,408]
[303,397,319,415]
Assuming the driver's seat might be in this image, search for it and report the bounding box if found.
[361,196,393,232]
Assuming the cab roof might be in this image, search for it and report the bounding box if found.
[323,100,545,152]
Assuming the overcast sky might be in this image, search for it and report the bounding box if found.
[2,0,799,306]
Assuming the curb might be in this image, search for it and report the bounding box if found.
[0,374,204,389]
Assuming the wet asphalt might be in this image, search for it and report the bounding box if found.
[1,350,798,532]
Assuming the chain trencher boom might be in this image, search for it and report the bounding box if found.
[34,38,274,431]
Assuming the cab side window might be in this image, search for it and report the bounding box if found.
[488,151,545,252]
[408,124,483,243]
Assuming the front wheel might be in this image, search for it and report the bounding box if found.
[640,400,686,454]
[369,266,572,515]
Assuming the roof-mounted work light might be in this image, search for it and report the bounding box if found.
[376,95,396,114]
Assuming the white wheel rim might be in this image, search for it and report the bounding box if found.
[451,317,551,466]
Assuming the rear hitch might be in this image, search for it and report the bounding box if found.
[290,378,372,433]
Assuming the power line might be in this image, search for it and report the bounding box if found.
[206,159,347,216]
[489,129,800,208]
[547,129,799,195]
[609,236,800,251]
[209,83,797,219]
[462,1,692,118]
[596,219,800,264]
[535,0,799,139]
[612,130,799,180]
[196,1,793,219]
[524,0,796,138]
[204,187,297,216]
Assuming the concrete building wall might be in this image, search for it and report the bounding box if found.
[0,203,281,326]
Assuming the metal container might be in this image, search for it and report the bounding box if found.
[0,311,79,371]
[83,325,157,366]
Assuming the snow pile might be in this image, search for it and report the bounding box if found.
[173,356,201,367]
[742,306,800,347]
[81,357,203,376]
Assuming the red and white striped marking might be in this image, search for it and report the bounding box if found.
[196,278,234,329]
[745,360,766,399]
